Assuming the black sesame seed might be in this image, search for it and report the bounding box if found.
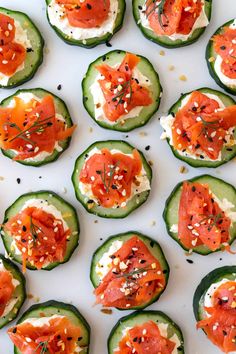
[186,259,194,264]
[16,178,21,184]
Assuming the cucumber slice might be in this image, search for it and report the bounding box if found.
[163,174,236,255]
[90,231,169,310]
[0,7,44,89]
[165,87,236,168]
[1,191,80,271]
[82,50,162,132]
[0,255,26,329]
[0,88,74,167]
[13,300,90,354]
[45,0,126,48]
[132,0,212,48]
[193,266,236,322]
[206,20,236,95]
[72,140,152,218]
[108,310,184,353]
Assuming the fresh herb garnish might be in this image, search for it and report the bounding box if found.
[199,213,223,231]
[100,161,120,193]
[115,266,152,279]
[197,116,220,140]
[29,216,44,243]
[146,0,167,29]
[3,115,54,146]
[112,80,132,108]
[34,340,49,354]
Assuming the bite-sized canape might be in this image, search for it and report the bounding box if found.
[1,191,80,272]
[0,255,26,329]
[46,0,126,48]
[108,310,184,353]
[207,19,236,95]
[0,88,76,166]
[0,7,44,88]
[8,300,90,354]
[90,231,169,310]
[194,266,236,354]
[72,141,152,218]
[160,88,236,167]
[82,50,162,131]
[163,175,236,255]
[133,0,212,48]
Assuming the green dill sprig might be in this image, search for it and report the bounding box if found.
[112,81,132,108]
[98,161,120,193]
[115,265,152,279]
[197,116,220,141]
[34,340,49,354]
[199,213,223,231]
[146,0,167,29]
[29,216,44,244]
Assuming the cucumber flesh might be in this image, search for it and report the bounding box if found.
[0,255,26,329]
[163,174,236,255]
[45,0,126,48]
[108,310,184,353]
[72,140,152,218]
[132,0,212,48]
[82,50,162,132]
[0,7,44,89]
[1,191,80,270]
[0,88,74,167]
[90,231,169,310]
[206,20,236,95]
[14,300,90,354]
[166,88,236,168]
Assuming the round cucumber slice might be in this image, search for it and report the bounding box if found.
[0,7,44,89]
[132,0,212,48]
[164,87,236,168]
[0,88,74,167]
[0,255,26,329]
[13,300,90,354]
[163,174,236,255]
[90,231,169,310]
[72,140,152,218]
[206,19,236,95]
[1,191,80,271]
[193,266,236,323]
[108,310,184,353]
[82,50,162,132]
[45,0,126,48]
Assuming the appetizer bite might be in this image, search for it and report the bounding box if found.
[8,300,90,354]
[194,266,236,353]
[108,311,184,353]
[82,50,162,131]
[0,88,76,166]
[0,255,26,329]
[1,191,80,272]
[46,0,126,48]
[0,7,44,88]
[72,141,152,218]
[207,19,236,95]
[133,0,212,48]
[160,88,236,167]
[90,231,169,310]
[163,175,236,255]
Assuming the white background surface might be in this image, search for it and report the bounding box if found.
[0,1,235,353]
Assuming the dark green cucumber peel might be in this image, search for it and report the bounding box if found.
[45,0,126,48]
[0,255,26,329]
[14,300,90,354]
[108,310,184,353]
[90,231,169,310]
[206,19,236,95]
[72,140,152,219]
[166,87,236,168]
[82,50,162,132]
[163,174,236,255]
[0,88,74,167]
[132,0,212,48]
[193,266,236,322]
[0,7,44,89]
[1,191,80,271]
